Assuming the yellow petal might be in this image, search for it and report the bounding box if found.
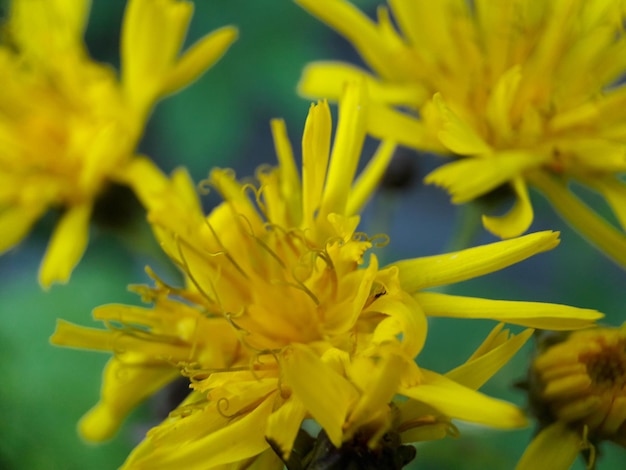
[0,204,45,254]
[162,26,238,96]
[320,81,367,218]
[345,352,405,434]
[432,93,492,156]
[347,139,396,216]
[10,0,90,55]
[368,291,428,359]
[265,395,307,459]
[482,177,534,238]
[301,100,331,226]
[485,65,522,142]
[39,202,92,288]
[295,0,402,79]
[270,118,302,226]
[424,151,544,203]
[80,359,179,442]
[415,292,603,330]
[515,422,583,470]
[121,0,192,115]
[127,393,275,469]
[392,231,560,291]
[50,320,114,351]
[281,343,358,447]
[530,171,626,268]
[400,370,527,429]
[446,327,534,390]
[298,61,427,105]
[368,104,441,151]
[581,174,626,232]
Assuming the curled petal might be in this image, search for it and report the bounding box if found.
[482,177,534,239]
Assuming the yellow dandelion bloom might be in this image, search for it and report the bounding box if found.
[296,0,626,267]
[0,0,237,287]
[517,325,626,470]
[51,83,601,469]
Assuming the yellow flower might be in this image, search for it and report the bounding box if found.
[517,325,626,470]
[52,83,602,469]
[296,0,626,267]
[0,0,237,287]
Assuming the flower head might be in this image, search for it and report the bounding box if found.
[52,83,602,469]
[0,0,237,287]
[517,325,626,470]
[297,0,626,266]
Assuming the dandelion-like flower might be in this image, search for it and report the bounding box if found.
[0,0,237,287]
[52,83,602,469]
[297,0,626,267]
[518,325,626,470]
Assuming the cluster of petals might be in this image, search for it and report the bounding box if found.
[296,0,626,267]
[52,83,603,469]
[517,324,626,470]
[0,0,236,286]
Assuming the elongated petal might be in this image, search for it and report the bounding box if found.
[425,151,545,203]
[530,171,626,268]
[295,0,400,78]
[39,202,92,288]
[392,231,560,291]
[117,156,168,205]
[415,292,603,330]
[320,81,367,218]
[50,320,114,351]
[162,26,238,96]
[121,0,192,114]
[298,62,427,105]
[580,174,626,232]
[400,369,527,428]
[446,328,534,390]
[0,204,45,254]
[281,343,358,447]
[270,118,302,226]
[10,0,90,55]
[301,100,331,227]
[482,177,534,238]
[368,104,441,151]
[127,394,275,469]
[80,359,179,442]
[347,139,396,216]
[515,422,583,470]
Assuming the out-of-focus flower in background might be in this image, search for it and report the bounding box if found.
[296,0,626,267]
[0,0,236,287]
[517,325,626,470]
[51,83,602,469]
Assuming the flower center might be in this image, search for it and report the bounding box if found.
[587,348,626,389]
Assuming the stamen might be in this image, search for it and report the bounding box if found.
[242,182,270,222]
[241,220,287,270]
[201,217,249,279]
[175,235,220,306]
[197,178,212,195]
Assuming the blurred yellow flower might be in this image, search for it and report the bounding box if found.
[52,83,602,469]
[517,325,626,470]
[297,0,626,267]
[0,0,237,287]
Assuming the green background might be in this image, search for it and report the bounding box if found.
[0,1,624,468]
